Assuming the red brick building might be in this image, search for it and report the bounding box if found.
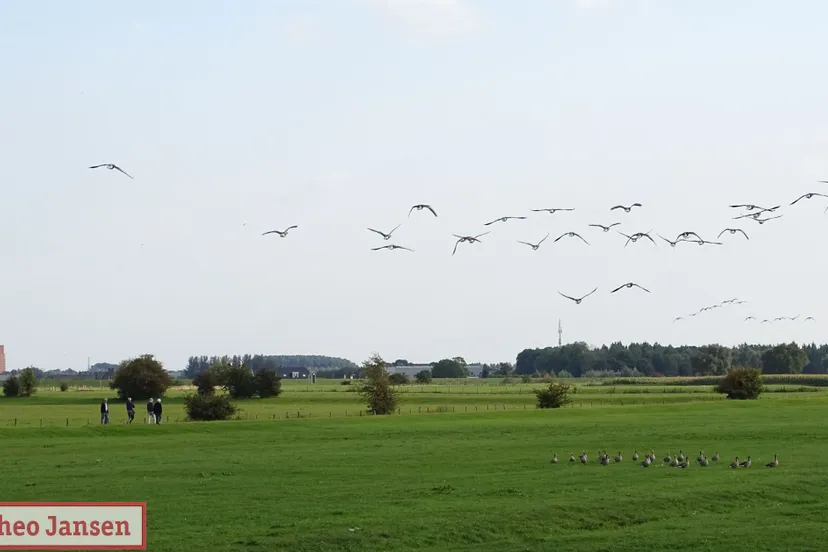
[0,345,5,374]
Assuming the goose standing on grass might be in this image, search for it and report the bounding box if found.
[600,455,610,466]
[697,451,705,463]
[711,452,720,463]
[632,450,639,461]
[677,450,686,463]
[700,456,709,467]
[740,456,752,468]
[729,457,740,469]
[550,454,558,464]
[670,457,679,468]
[641,456,652,468]
[614,451,623,463]
[569,453,576,463]
[663,452,672,464]
[579,451,588,464]
[765,454,779,468]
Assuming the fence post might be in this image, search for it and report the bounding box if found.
[297,411,300,419]
[286,412,289,418]
[66,418,69,427]
[330,412,332,418]
[40,419,42,428]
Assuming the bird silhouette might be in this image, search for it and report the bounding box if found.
[751,214,783,224]
[619,231,655,247]
[517,233,550,251]
[717,228,749,240]
[673,316,684,322]
[657,234,686,247]
[372,244,414,252]
[484,215,527,226]
[589,223,621,232]
[554,232,590,245]
[452,232,489,256]
[558,288,598,304]
[685,238,723,246]
[676,231,703,242]
[610,282,651,294]
[745,316,756,321]
[409,204,438,217]
[262,226,298,237]
[790,192,828,206]
[531,208,574,214]
[610,203,642,212]
[805,316,815,321]
[367,225,401,240]
[89,163,133,179]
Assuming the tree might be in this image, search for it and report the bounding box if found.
[254,370,283,398]
[415,370,432,384]
[193,369,220,396]
[220,363,257,399]
[480,367,490,379]
[59,383,69,392]
[760,343,808,374]
[2,376,21,397]
[496,362,514,376]
[535,381,573,409]
[717,367,764,400]
[691,344,732,375]
[109,355,173,401]
[183,393,238,421]
[389,373,409,385]
[431,358,467,378]
[359,354,398,415]
[18,367,38,397]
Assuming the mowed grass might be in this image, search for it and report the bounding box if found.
[1,382,828,551]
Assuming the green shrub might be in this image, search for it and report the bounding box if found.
[221,365,257,399]
[183,393,238,421]
[110,354,173,401]
[415,370,432,384]
[19,368,38,397]
[535,381,573,409]
[59,383,69,392]
[193,369,219,396]
[716,367,764,400]
[359,354,398,415]
[340,380,352,386]
[2,376,21,397]
[254,370,282,398]
[389,373,409,385]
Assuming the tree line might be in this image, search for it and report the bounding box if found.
[184,354,357,378]
[515,342,828,377]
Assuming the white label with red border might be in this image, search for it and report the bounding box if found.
[0,503,146,550]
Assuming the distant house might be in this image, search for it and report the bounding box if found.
[276,367,311,379]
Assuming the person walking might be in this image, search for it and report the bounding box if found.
[126,397,135,424]
[153,398,163,424]
[100,398,109,425]
[146,398,155,424]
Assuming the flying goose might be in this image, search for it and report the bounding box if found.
[790,192,828,206]
[686,238,723,246]
[745,316,756,321]
[262,226,298,237]
[367,225,401,240]
[658,234,686,247]
[554,231,590,245]
[765,454,779,468]
[451,232,489,256]
[484,215,527,226]
[751,214,783,224]
[532,208,574,214]
[89,163,134,179]
[619,231,655,247]
[760,319,773,324]
[673,316,684,322]
[676,231,703,242]
[517,233,550,251]
[558,288,598,305]
[589,223,621,232]
[805,316,815,321]
[717,228,749,240]
[610,282,651,294]
[729,204,766,211]
[372,244,414,252]
[729,457,740,469]
[409,204,438,217]
[610,203,642,212]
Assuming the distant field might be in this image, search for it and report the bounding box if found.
[1,388,826,551]
[0,376,824,427]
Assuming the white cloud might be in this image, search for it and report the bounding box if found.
[357,0,482,39]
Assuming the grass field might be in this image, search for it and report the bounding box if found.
[1,378,827,551]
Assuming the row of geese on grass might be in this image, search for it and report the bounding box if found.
[550,450,780,468]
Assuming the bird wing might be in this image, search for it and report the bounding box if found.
[588,224,604,229]
[632,203,642,208]
[425,205,438,217]
[399,245,414,252]
[736,229,749,239]
[262,231,277,236]
[729,204,749,208]
[530,208,548,212]
[717,229,727,238]
[574,233,590,245]
[371,246,389,251]
[641,233,656,244]
[618,231,633,239]
[790,194,808,205]
[113,165,134,179]
[514,216,528,220]
[609,222,620,227]
[483,219,499,226]
[558,291,577,302]
[88,164,106,169]
[538,233,550,245]
[633,283,651,293]
[553,233,566,242]
[286,225,298,231]
[516,241,534,247]
[610,205,623,210]
[610,284,624,293]
[452,239,461,256]
[389,224,401,234]
[474,231,490,239]
[657,234,673,244]
[583,287,598,298]
[367,228,386,237]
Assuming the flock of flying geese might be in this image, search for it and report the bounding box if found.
[550,449,780,469]
[672,298,817,325]
[89,163,826,313]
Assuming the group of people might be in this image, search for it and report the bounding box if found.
[99,397,163,424]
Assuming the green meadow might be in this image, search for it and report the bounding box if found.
[1,377,827,551]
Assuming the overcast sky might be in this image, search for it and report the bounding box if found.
[1,0,826,373]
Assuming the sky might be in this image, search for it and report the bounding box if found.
[1,0,827,373]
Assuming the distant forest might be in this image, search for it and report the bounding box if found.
[184,354,358,378]
[515,342,828,377]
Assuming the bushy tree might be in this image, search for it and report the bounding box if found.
[59,383,69,392]
[110,354,173,401]
[2,376,21,397]
[760,343,808,374]
[389,373,409,385]
[254,370,282,398]
[18,368,38,397]
[193,369,220,396]
[431,358,467,378]
[535,381,573,409]
[359,354,398,415]
[215,362,257,399]
[716,367,764,400]
[415,370,432,384]
[183,393,238,421]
